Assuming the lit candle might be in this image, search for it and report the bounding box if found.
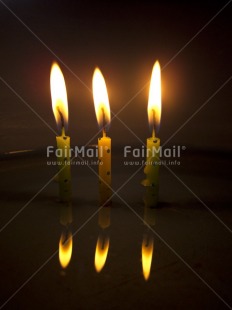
[92,68,112,207]
[50,62,71,202]
[141,61,162,207]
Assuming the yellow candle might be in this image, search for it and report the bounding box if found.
[93,68,112,207]
[98,131,111,207]
[142,131,160,206]
[56,127,71,202]
[142,61,162,207]
[50,62,71,202]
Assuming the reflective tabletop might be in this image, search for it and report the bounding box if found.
[0,150,231,309]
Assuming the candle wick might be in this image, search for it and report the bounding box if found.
[57,107,65,136]
[152,128,155,139]
[61,126,65,136]
[101,107,106,137]
[152,109,156,138]
[57,108,65,128]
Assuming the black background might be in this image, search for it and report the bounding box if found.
[0,0,231,152]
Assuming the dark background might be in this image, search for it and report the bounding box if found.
[0,2,232,309]
[0,0,231,152]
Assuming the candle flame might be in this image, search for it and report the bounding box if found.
[50,62,69,133]
[142,235,154,281]
[148,61,161,133]
[92,68,111,131]
[94,234,110,273]
[59,230,72,269]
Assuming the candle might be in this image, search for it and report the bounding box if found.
[50,62,71,202]
[92,68,112,207]
[141,61,162,207]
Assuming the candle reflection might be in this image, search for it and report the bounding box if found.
[94,206,111,273]
[59,202,73,269]
[141,189,156,280]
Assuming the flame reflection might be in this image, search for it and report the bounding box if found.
[59,229,73,269]
[142,234,154,281]
[94,234,110,273]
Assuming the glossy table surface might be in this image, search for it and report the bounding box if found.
[0,149,231,310]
